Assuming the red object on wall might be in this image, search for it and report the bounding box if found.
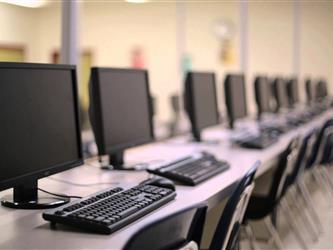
[131,47,145,69]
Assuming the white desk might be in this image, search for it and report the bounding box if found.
[0,109,331,250]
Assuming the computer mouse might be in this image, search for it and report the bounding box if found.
[140,176,176,191]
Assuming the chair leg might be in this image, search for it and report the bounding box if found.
[297,181,324,234]
[280,199,308,250]
[263,217,284,249]
[243,224,259,250]
[319,167,333,195]
[288,187,319,242]
[312,169,332,196]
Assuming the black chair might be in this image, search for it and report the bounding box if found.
[319,128,333,191]
[123,203,207,250]
[283,129,318,195]
[243,138,303,249]
[281,129,323,241]
[209,162,259,250]
[320,129,333,165]
[314,124,333,196]
[306,118,333,170]
[305,118,333,196]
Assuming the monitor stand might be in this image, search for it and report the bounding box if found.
[228,119,235,129]
[1,180,69,209]
[102,151,147,171]
[191,130,220,145]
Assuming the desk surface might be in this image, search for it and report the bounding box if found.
[0,109,331,250]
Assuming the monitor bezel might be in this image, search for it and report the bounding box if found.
[254,76,272,117]
[90,67,155,156]
[185,71,220,133]
[0,62,84,192]
[316,79,328,100]
[287,78,299,107]
[224,73,248,123]
[305,79,315,103]
[272,77,288,111]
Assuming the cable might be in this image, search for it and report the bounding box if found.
[84,161,102,168]
[47,176,119,187]
[85,158,166,170]
[38,188,82,199]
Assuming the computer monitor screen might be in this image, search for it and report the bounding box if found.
[306,79,316,104]
[316,80,328,100]
[287,78,299,107]
[0,62,82,209]
[89,68,154,168]
[254,76,272,118]
[184,72,219,141]
[272,78,289,111]
[170,94,180,115]
[224,74,247,128]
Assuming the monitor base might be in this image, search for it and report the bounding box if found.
[101,164,148,171]
[189,138,220,145]
[1,180,70,209]
[99,152,149,171]
[1,195,69,209]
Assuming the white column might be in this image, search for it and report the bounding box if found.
[239,1,248,74]
[293,0,300,77]
[61,0,78,65]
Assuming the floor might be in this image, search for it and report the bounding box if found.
[241,168,333,250]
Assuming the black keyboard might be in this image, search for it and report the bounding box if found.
[236,134,278,149]
[259,123,289,135]
[43,185,176,234]
[148,152,229,186]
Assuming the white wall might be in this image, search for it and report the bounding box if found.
[0,3,38,60]
[1,1,333,122]
[300,2,333,99]
[186,2,239,115]
[81,2,179,122]
[248,1,294,113]
[0,2,61,63]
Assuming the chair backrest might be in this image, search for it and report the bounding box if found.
[307,118,333,168]
[209,162,259,250]
[123,203,207,250]
[274,137,300,203]
[320,126,333,165]
[286,129,318,188]
[266,137,300,206]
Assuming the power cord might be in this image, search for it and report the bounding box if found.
[38,188,82,199]
[86,157,166,170]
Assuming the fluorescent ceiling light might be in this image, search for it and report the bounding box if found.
[125,0,149,3]
[0,0,48,8]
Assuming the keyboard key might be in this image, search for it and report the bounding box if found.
[118,206,139,217]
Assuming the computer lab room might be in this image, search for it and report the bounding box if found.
[1,0,333,249]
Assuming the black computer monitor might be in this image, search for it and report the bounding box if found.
[168,94,182,138]
[286,78,299,108]
[0,62,83,209]
[272,78,289,111]
[184,72,219,142]
[171,94,180,116]
[316,79,328,101]
[305,79,316,104]
[254,76,272,119]
[150,95,157,117]
[89,68,154,170]
[224,74,247,129]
